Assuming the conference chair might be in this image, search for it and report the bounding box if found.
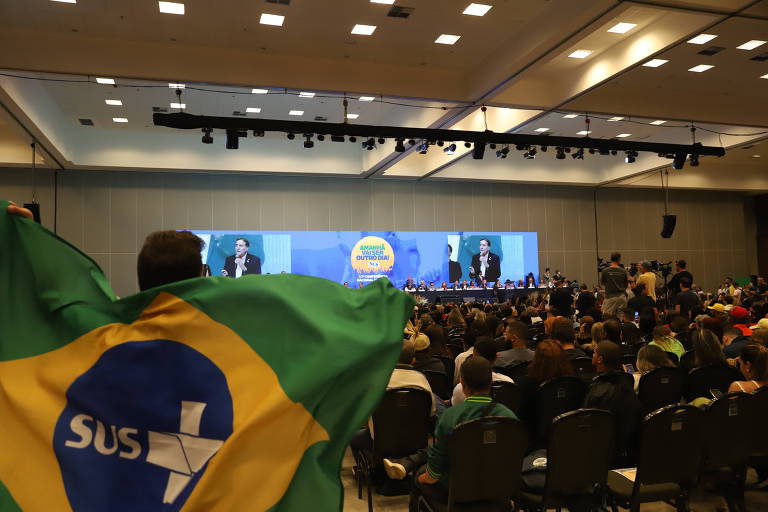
[637,366,684,416]
[506,360,531,382]
[417,416,528,512]
[490,381,523,415]
[438,355,456,384]
[535,377,586,444]
[751,386,768,457]
[591,370,634,390]
[571,357,597,383]
[678,350,695,372]
[424,370,452,401]
[518,409,615,512]
[684,364,743,401]
[606,404,704,512]
[663,351,680,365]
[354,389,432,512]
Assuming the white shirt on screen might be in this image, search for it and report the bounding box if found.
[235,263,243,278]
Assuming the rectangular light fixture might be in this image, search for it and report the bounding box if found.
[289,110,304,116]
[260,13,284,26]
[463,3,493,16]
[246,107,261,113]
[251,88,269,94]
[607,22,637,34]
[616,133,632,138]
[688,64,714,72]
[170,102,186,109]
[158,1,184,15]
[650,120,666,125]
[351,24,376,35]
[96,77,115,85]
[562,114,578,118]
[346,114,359,119]
[737,40,767,50]
[51,0,77,3]
[761,73,768,79]
[359,96,375,101]
[168,83,185,88]
[687,33,717,45]
[642,59,669,67]
[577,130,591,135]
[534,127,549,132]
[608,116,623,121]
[112,117,128,123]
[568,49,592,59]
[435,34,461,45]
[298,92,315,98]
[370,0,395,3]
[104,99,122,106]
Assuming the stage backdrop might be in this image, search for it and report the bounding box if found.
[193,230,538,288]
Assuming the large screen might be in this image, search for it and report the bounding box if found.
[192,230,538,288]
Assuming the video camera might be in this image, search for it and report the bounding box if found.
[628,260,673,278]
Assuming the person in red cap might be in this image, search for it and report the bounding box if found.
[730,306,753,337]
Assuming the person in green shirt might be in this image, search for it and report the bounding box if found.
[649,324,686,361]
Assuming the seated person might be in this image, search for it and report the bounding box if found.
[633,345,675,392]
[451,337,513,405]
[728,344,768,393]
[723,325,751,359]
[495,320,534,367]
[670,315,692,351]
[550,317,587,359]
[440,281,449,291]
[515,340,575,425]
[412,333,446,375]
[428,282,437,291]
[649,325,685,361]
[417,280,428,291]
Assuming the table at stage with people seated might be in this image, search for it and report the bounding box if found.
[404,287,541,303]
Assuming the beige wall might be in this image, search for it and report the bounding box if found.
[0,168,755,298]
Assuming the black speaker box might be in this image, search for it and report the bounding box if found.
[23,202,41,223]
[661,214,676,238]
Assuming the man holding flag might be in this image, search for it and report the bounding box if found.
[0,201,413,512]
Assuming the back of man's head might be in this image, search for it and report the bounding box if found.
[137,230,204,291]
[505,320,529,345]
[610,252,621,263]
[399,339,416,364]
[680,277,692,290]
[596,341,622,370]
[677,259,687,269]
[461,356,492,394]
[723,325,743,340]
[474,336,498,363]
[550,317,576,345]
[602,319,622,344]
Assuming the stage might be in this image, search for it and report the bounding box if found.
[403,288,541,304]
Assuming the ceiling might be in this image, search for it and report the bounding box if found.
[0,0,766,190]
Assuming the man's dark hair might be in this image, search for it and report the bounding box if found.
[610,252,621,263]
[399,340,416,364]
[677,259,687,269]
[596,340,622,370]
[602,319,622,344]
[474,336,497,362]
[724,326,743,339]
[680,277,692,289]
[632,283,645,296]
[235,237,250,247]
[137,231,204,291]
[550,317,576,345]
[505,320,529,341]
[480,238,491,247]
[461,356,492,393]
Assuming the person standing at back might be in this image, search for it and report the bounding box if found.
[667,260,693,300]
[600,253,630,318]
[672,277,700,320]
[635,261,657,302]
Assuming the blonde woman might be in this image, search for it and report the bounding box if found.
[633,345,675,392]
[728,344,768,393]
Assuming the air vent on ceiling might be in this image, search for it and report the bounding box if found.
[750,52,768,62]
[266,0,290,4]
[152,106,168,113]
[698,46,725,56]
[741,144,755,150]
[314,115,328,121]
[233,111,247,116]
[388,6,414,18]
[78,118,94,126]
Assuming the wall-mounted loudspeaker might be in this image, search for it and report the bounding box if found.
[661,214,676,238]
[23,203,41,223]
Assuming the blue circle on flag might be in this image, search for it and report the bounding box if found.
[53,340,233,512]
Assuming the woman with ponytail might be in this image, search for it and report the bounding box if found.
[728,344,768,393]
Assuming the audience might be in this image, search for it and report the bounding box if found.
[412,333,446,376]
[728,344,768,393]
[451,337,513,404]
[550,317,587,359]
[723,325,751,359]
[633,345,675,392]
[649,325,685,361]
[692,328,728,368]
[495,320,534,367]
[515,340,574,424]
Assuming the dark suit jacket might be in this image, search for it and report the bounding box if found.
[469,251,501,283]
[223,253,261,277]
[449,260,462,283]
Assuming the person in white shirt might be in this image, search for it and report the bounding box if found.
[451,337,513,405]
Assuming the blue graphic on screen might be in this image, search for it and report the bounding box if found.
[193,230,538,288]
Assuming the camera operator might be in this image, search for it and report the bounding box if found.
[635,261,657,302]
[667,260,693,300]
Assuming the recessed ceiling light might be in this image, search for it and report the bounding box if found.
[104,99,122,106]
[246,107,261,113]
[650,120,667,125]
[463,3,493,16]
[51,0,76,3]
[168,83,185,88]
[435,34,461,45]
[346,114,359,119]
[370,0,395,3]
[616,133,632,138]
[170,102,185,109]
[289,110,304,116]
[689,64,714,72]
[96,77,115,85]
[568,49,592,59]
[608,116,624,121]
[753,154,761,158]
[761,73,768,79]
[607,22,637,34]
[251,88,269,94]
[738,40,767,50]
[351,24,377,35]
[299,92,316,98]
[112,117,128,123]
[260,13,284,26]
[359,96,375,101]
[158,1,184,15]
[577,130,591,135]
[534,127,549,132]
[687,33,717,45]
[642,59,669,67]
[563,114,578,119]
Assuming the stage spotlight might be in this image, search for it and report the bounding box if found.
[689,154,699,167]
[201,128,213,144]
[556,147,566,159]
[611,150,618,156]
[395,138,406,152]
[501,147,510,157]
[317,134,325,141]
[598,149,609,156]
[350,136,357,142]
[287,133,296,140]
[496,149,503,158]
[564,147,571,153]
[304,134,314,148]
[419,142,429,154]
[589,148,596,155]
[437,141,445,147]
[472,142,486,159]
[226,129,241,149]
[489,143,497,150]
[572,148,584,159]
[464,142,472,148]
[515,144,525,151]
[377,137,385,145]
[540,146,548,152]
[444,143,457,155]
[362,138,376,150]
[331,135,345,142]
[408,139,416,146]
[529,147,537,157]
[624,150,636,163]
[252,130,265,137]
[672,153,686,170]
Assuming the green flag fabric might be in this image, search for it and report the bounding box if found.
[0,200,414,511]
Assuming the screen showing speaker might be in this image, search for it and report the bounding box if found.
[191,230,539,288]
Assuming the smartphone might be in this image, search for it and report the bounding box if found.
[710,389,723,399]
[622,363,636,374]
[634,312,639,323]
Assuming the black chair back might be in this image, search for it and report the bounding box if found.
[752,387,768,456]
[447,416,528,504]
[685,364,743,401]
[371,389,431,458]
[635,405,703,487]
[536,377,586,441]
[506,360,531,382]
[437,355,455,384]
[546,409,615,494]
[679,350,695,372]
[663,351,680,365]
[638,366,684,414]
[423,370,452,400]
[701,392,756,470]
[571,357,596,382]
[591,370,634,389]
[490,381,522,414]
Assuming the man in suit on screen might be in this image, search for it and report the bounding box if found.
[222,237,261,278]
[469,238,500,284]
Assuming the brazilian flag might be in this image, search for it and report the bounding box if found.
[0,200,413,511]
